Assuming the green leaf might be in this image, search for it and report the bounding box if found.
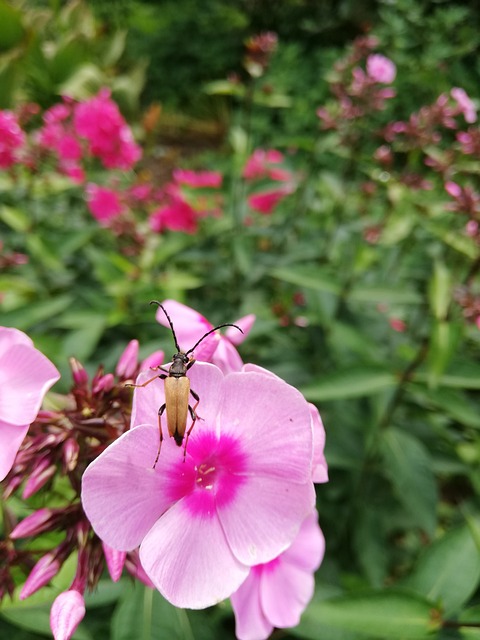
[410,385,480,429]
[349,285,421,305]
[404,523,480,614]
[270,265,341,294]
[380,428,437,535]
[0,0,25,52]
[296,590,439,639]
[1,295,74,331]
[458,604,480,638]
[111,583,195,640]
[426,321,462,388]
[429,261,452,321]
[301,367,396,401]
[420,360,480,388]
[0,205,30,232]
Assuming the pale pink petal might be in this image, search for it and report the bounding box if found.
[218,372,313,482]
[50,590,85,640]
[81,425,178,550]
[282,510,325,573]
[212,339,244,374]
[309,404,328,483]
[0,421,29,481]
[261,560,315,628]
[140,500,249,608]
[140,350,164,371]
[231,570,273,640]
[219,476,315,566]
[0,327,32,358]
[226,314,256,345]
[0,343,60,425]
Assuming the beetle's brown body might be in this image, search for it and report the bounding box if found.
[126,300,243,466]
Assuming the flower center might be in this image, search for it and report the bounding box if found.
[195,461,218,491]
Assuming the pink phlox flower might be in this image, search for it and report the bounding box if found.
[243,149,291,182]
[389,317,407,333]
[0,110,25,169]
[173,168,223,188]
[81,362,315,609]
[50,590,85,640]
[445,181,462,198]
[231,510,325,640]
[155,299,255,374]
[366,54,396,84]
[451,87,477,124]
[149,190,198,234]
[248,185,295,214]
[0,327,60,481]
[466,220,478,237]
[85,183,124,224]
[73,88,141,170]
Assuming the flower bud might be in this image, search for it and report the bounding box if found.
[50,590,85,640]
[10,508,53,539]
[115,340,139,379]
[69,357,89,387]
[20,553,61,599]
[102,542,126,582]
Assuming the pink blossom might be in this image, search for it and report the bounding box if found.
[81,363,315,609]
[0,110,25,169]
[389,318,406,332]
[155,299,255,374]
[173,168,223,188]
[248,186,294,214]
[466,220,479,237]
[85,184,123,224]
[0,327,60,481]
[451,87,477,123]
[243,149,288,181]
[366,54,396,84]
[231,510,325,640]
[73,88,141,170]
[445,181,462,198]
[50,590,85,640]
[149,194,198,234]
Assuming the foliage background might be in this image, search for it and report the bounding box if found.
[1,0,480,638]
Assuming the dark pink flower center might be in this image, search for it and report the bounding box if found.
[166,430,248,516]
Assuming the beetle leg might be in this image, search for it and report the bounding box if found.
[126,373,166,389]
[182,389,200,462]
[186,358,196,371]
[153,403,166,468]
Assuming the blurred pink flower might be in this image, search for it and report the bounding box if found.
[0,110,25,169]
[389,318,406,333]
[366,54,396,84]
[451,87,477,124]
[0,327,60,481]
[81,363,315,609]
[73,88,141,170]
[231,510,325,640]
[85,184,123,224]
[149,194,198,234]
[243,149,289,181]
[248,186,294,214]
[173,168,223,188]
[466,220,478,237]
[155,299,255,374]
[445,181,462,198]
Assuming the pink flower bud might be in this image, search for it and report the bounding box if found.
[102,542,126,582]
[10,508,53,539]
[115,340,139,379]
[22,462,56,499]
[69,357,89,387]
[140,350,164,371]
[92,373,114,394]
[63,438,80,472]
[20,553,61,599]
[445,181,462,198]
[50,590,85,640]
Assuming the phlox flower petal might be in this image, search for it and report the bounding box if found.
[140,500,249,608]
[0,421,29,481]
[226,314,256,345]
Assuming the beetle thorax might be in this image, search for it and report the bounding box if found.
[169,352,190,377]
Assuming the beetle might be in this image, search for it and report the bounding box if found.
[128,301,243,466]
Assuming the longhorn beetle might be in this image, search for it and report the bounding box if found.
[128,301,243,466]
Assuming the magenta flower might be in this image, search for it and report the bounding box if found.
[0,327,60,481]
[155,299,255,373]
[243,149,286,181]
[173,168,223,188]
[451,87,477,124]
[149,192,198,234]
[85,184,123,224]
[0,110,25,169]
[366,54,396,84]
[231,510,325,640]
[248,186,294,215]
[81,363,315,608]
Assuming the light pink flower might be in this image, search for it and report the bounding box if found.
[248,186,294,214]
[445,181,462,198]
[155,299,255,374]
[81,363,315,609]
[366,54,396,84]
[50,590,85,640]
[173,169,223,188]
[243,149,289,182]
[231,510,325,640]
[0,327,60,481]
[0,110,25,169]
[85,184,123,224]
[451,87,477,124]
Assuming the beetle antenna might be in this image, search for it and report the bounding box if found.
[150,301,181,352]
[185,323,243,356]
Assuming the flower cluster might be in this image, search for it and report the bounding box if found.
[243,148,297,215]
[0,110,25,170]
